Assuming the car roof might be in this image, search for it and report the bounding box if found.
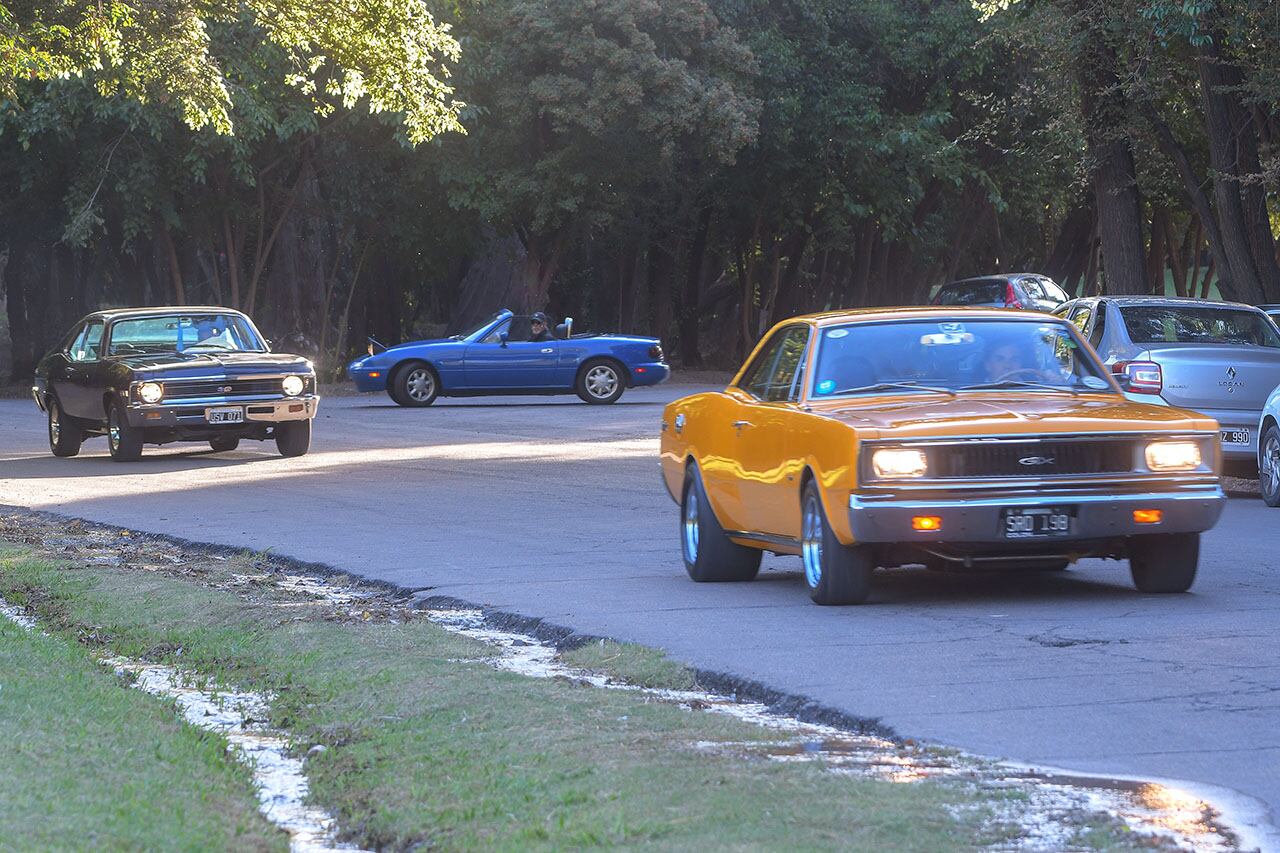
[84,306,248,322]
[938,273,1049,286]
[1099,296,1261,310]
[784,306,1064,328]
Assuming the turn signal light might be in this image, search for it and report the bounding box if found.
[912,516,942,531]
[368,371,381,378]
[1133,509,1163,524]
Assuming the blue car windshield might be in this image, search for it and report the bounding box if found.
[810,318,1113,398]
[107,314,265,355]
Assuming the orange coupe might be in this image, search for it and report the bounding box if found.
[660,307,1226,604]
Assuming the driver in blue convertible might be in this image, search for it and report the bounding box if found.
[529,312,553,342]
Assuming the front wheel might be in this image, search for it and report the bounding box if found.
[389,362,438,407]
[576,360,625,404]
[107,400,144,462]
[275,420,312,457]
[801,482,873,605]
[47,396,83,458]
[681,468,761,582]
[1260,423,1280,507]
[1129,532,1198,593]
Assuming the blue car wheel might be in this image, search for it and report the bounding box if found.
[576,359,625,404]
[390,362,438,407]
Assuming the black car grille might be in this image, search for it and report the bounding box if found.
[162,378,286,400]
[931,439,1135,478]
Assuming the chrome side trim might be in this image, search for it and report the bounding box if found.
[849,488,1223,510]
[724,530,801,548]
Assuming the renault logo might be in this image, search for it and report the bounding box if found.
[1019,456,1055,466]
[1227,366,1237,380]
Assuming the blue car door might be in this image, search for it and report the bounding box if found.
[463,317,558,388]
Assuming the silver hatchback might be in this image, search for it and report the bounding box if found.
[1056,296,1280,473]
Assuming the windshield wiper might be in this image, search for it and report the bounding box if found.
[960,379,1084,394]
[826,381,957,397]
[183,343,235,351]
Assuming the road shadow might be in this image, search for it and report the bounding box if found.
[350,400,664,410]
[0,448,281,479]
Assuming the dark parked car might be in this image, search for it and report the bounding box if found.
[932,274,1069,312]
[32,307,318,461]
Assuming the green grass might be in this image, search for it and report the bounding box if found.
[0,543,1148,851]
[0,580,283,850]
[561,638,701,691]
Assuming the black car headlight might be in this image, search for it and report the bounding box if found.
[138,382,164,404]
[282,375,306,397]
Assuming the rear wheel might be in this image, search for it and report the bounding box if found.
[389,362,438,407]
[209,436,241,453]
[681,467,761,582]
[576,360,625,404]
[801,482,872,605]
[1260,424,1280,507]
[106,401,143,462]
[47,396,83,458]
[275,420,311,457]
[1129,532,1198,593]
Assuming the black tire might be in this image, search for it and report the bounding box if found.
[275,420,312,457]
[680,467,761,582]
[389,362,438,407]
[47,396,83,458]
[801,481,873,605]
[576,359,626,405]
[1129,532,1198,593]
[106,400,143,462]
[1260,423,1280,508]
[209,436,241,453]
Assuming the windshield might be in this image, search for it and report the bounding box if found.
[107,314,265,356]
[1119,306,1280,347]
[809,318,1114,398]
[451,312,506,340]
[937,283,1002,305]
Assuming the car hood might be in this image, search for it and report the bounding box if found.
[806,392,1217,440]
[113,351,311,379]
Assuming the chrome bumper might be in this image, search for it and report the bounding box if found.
[125,396,319,427]
[847,486,1226,544]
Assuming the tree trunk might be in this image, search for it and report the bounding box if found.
[679,207,712,366]
[1075,9,1146,295]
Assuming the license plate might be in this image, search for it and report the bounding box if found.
[206,406,244,424]
[1002,507,1073,539]
[1220,429,1249,446]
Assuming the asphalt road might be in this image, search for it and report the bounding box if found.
[2,386,1279,836]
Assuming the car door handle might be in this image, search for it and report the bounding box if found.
[540,348,553,353]
[733,420,754,431]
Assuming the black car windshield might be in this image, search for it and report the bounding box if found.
[107,314,265,355]
[451,312,506,340]
[1119,306,1280,347]
[810,318,1114,398]
[936,283,1003,305]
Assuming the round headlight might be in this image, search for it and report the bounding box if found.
[282,375,306,397]
[139,382,163,404]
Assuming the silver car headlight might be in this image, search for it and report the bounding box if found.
[871,448,928,479]
[282,375,306,397]
[1145,440,1202,472]
[138,382,163,404]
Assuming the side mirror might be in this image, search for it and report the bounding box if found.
[499,332,509,348]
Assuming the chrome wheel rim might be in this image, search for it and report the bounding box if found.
[49,404,60,445]
[801,494,823,589]
[406,368,434,402]
[108,410,120,452]
[683,486,700,562]
[585,365,618,399]
[1264,434,1280,497]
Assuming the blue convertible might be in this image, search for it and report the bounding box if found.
[347,310,670,406]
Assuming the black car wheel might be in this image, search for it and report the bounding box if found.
[1129,532,1198,593]
[681,466,761,582]
[209,436,241,453]
[106,400,144,462]
[1260,423,1280,508]
[275,420,311,457]
[801,481,873,605]
[47,396,83,458]
[576,359,625,404]
[389,362,438,407]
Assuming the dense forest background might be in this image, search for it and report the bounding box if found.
[4,0,1280,380]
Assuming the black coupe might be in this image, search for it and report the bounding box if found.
[32,307,318,461]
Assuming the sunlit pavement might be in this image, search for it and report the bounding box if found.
[2,389,1279,829]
